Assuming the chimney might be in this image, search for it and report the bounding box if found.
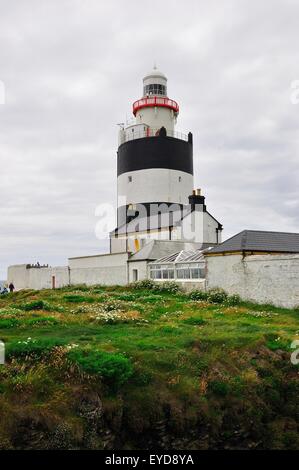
[188,188,206,211]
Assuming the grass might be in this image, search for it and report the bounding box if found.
[0,284,298,449]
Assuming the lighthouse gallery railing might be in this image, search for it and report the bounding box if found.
[121,127,189,145]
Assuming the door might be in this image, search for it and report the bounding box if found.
[132,269,138,282]
[52,276,56,289]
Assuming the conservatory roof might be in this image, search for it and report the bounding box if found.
[149,248,209,265]
[128,240,201,261]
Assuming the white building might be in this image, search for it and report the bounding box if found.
[205,230,299,308]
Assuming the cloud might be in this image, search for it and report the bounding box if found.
[0,0,299,278]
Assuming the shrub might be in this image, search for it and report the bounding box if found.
[130,279,156,290]
[182,317,206,325]
[14,300,60,312]
[225,294,242,306]
[190,288,232,304]
[0,307,23,316]
[0,318,21,329]
[25,317,59,326]
[102,300,124,312]
[158,325,180,334]
[209,380,230,396]
[130,279,181,294]
[138,294,163,304]
[63,295,96,303]
[18,300,48,311]
[68,284,90,292]
[6,337,67,358]
[131,369,153,386]
[189,290,209,301]
[207,288,228,304]
[114,293,139,302]
[154,281,181,294]
[265,333,289,351]
[67,349,133,388]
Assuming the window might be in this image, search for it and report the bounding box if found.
[176,263,205,279]
[177,268,190,279]
[178,176,182,182]
[132,269,138,282]
[128,176,132,183]
[149,262,205,280]
[190,268,200,279]
[144,84,166,96]
[149,264,174,280]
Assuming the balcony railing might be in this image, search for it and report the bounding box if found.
[133,96,179,116]
[120,127,189,145]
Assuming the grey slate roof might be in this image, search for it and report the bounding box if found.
[111,210,189,236]
[111,208,222,236]
[208,230,299,254]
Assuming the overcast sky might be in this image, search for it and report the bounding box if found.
[0,0,299,279]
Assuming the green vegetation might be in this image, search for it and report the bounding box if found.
[6,337,67,358]
[67,349,133,388]
[0,283,298,450]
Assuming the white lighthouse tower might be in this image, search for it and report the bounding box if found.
[117,66,194,227]
[111,67,222,253]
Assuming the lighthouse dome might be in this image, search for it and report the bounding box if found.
[143,66,167,97]
[143,67,167,81]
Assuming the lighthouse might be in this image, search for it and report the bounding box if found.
[110,67,222,253]
[117,66,194,224]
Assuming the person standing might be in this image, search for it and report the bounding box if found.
[8,282,15,293]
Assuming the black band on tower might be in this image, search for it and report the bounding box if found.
[117,135,193,176]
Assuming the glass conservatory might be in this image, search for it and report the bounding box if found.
[149,250,206,281]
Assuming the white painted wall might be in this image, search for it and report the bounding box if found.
[118,169,193,206]
[70,266,127,286]
[68,252,128,269]
[136,106,176,132]
[179,210,220,244]
[116,229,171,254]
[7,265,28,290]
[124,123,149,142]
[7,265,69,290]
[110,237,127,254]
[68,252,129,286]
[206,253,299,308]
[8,253,130,290]
[28,266,69,290]
[128,261,148,283]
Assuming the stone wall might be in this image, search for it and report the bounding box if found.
[206,253,299,308]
